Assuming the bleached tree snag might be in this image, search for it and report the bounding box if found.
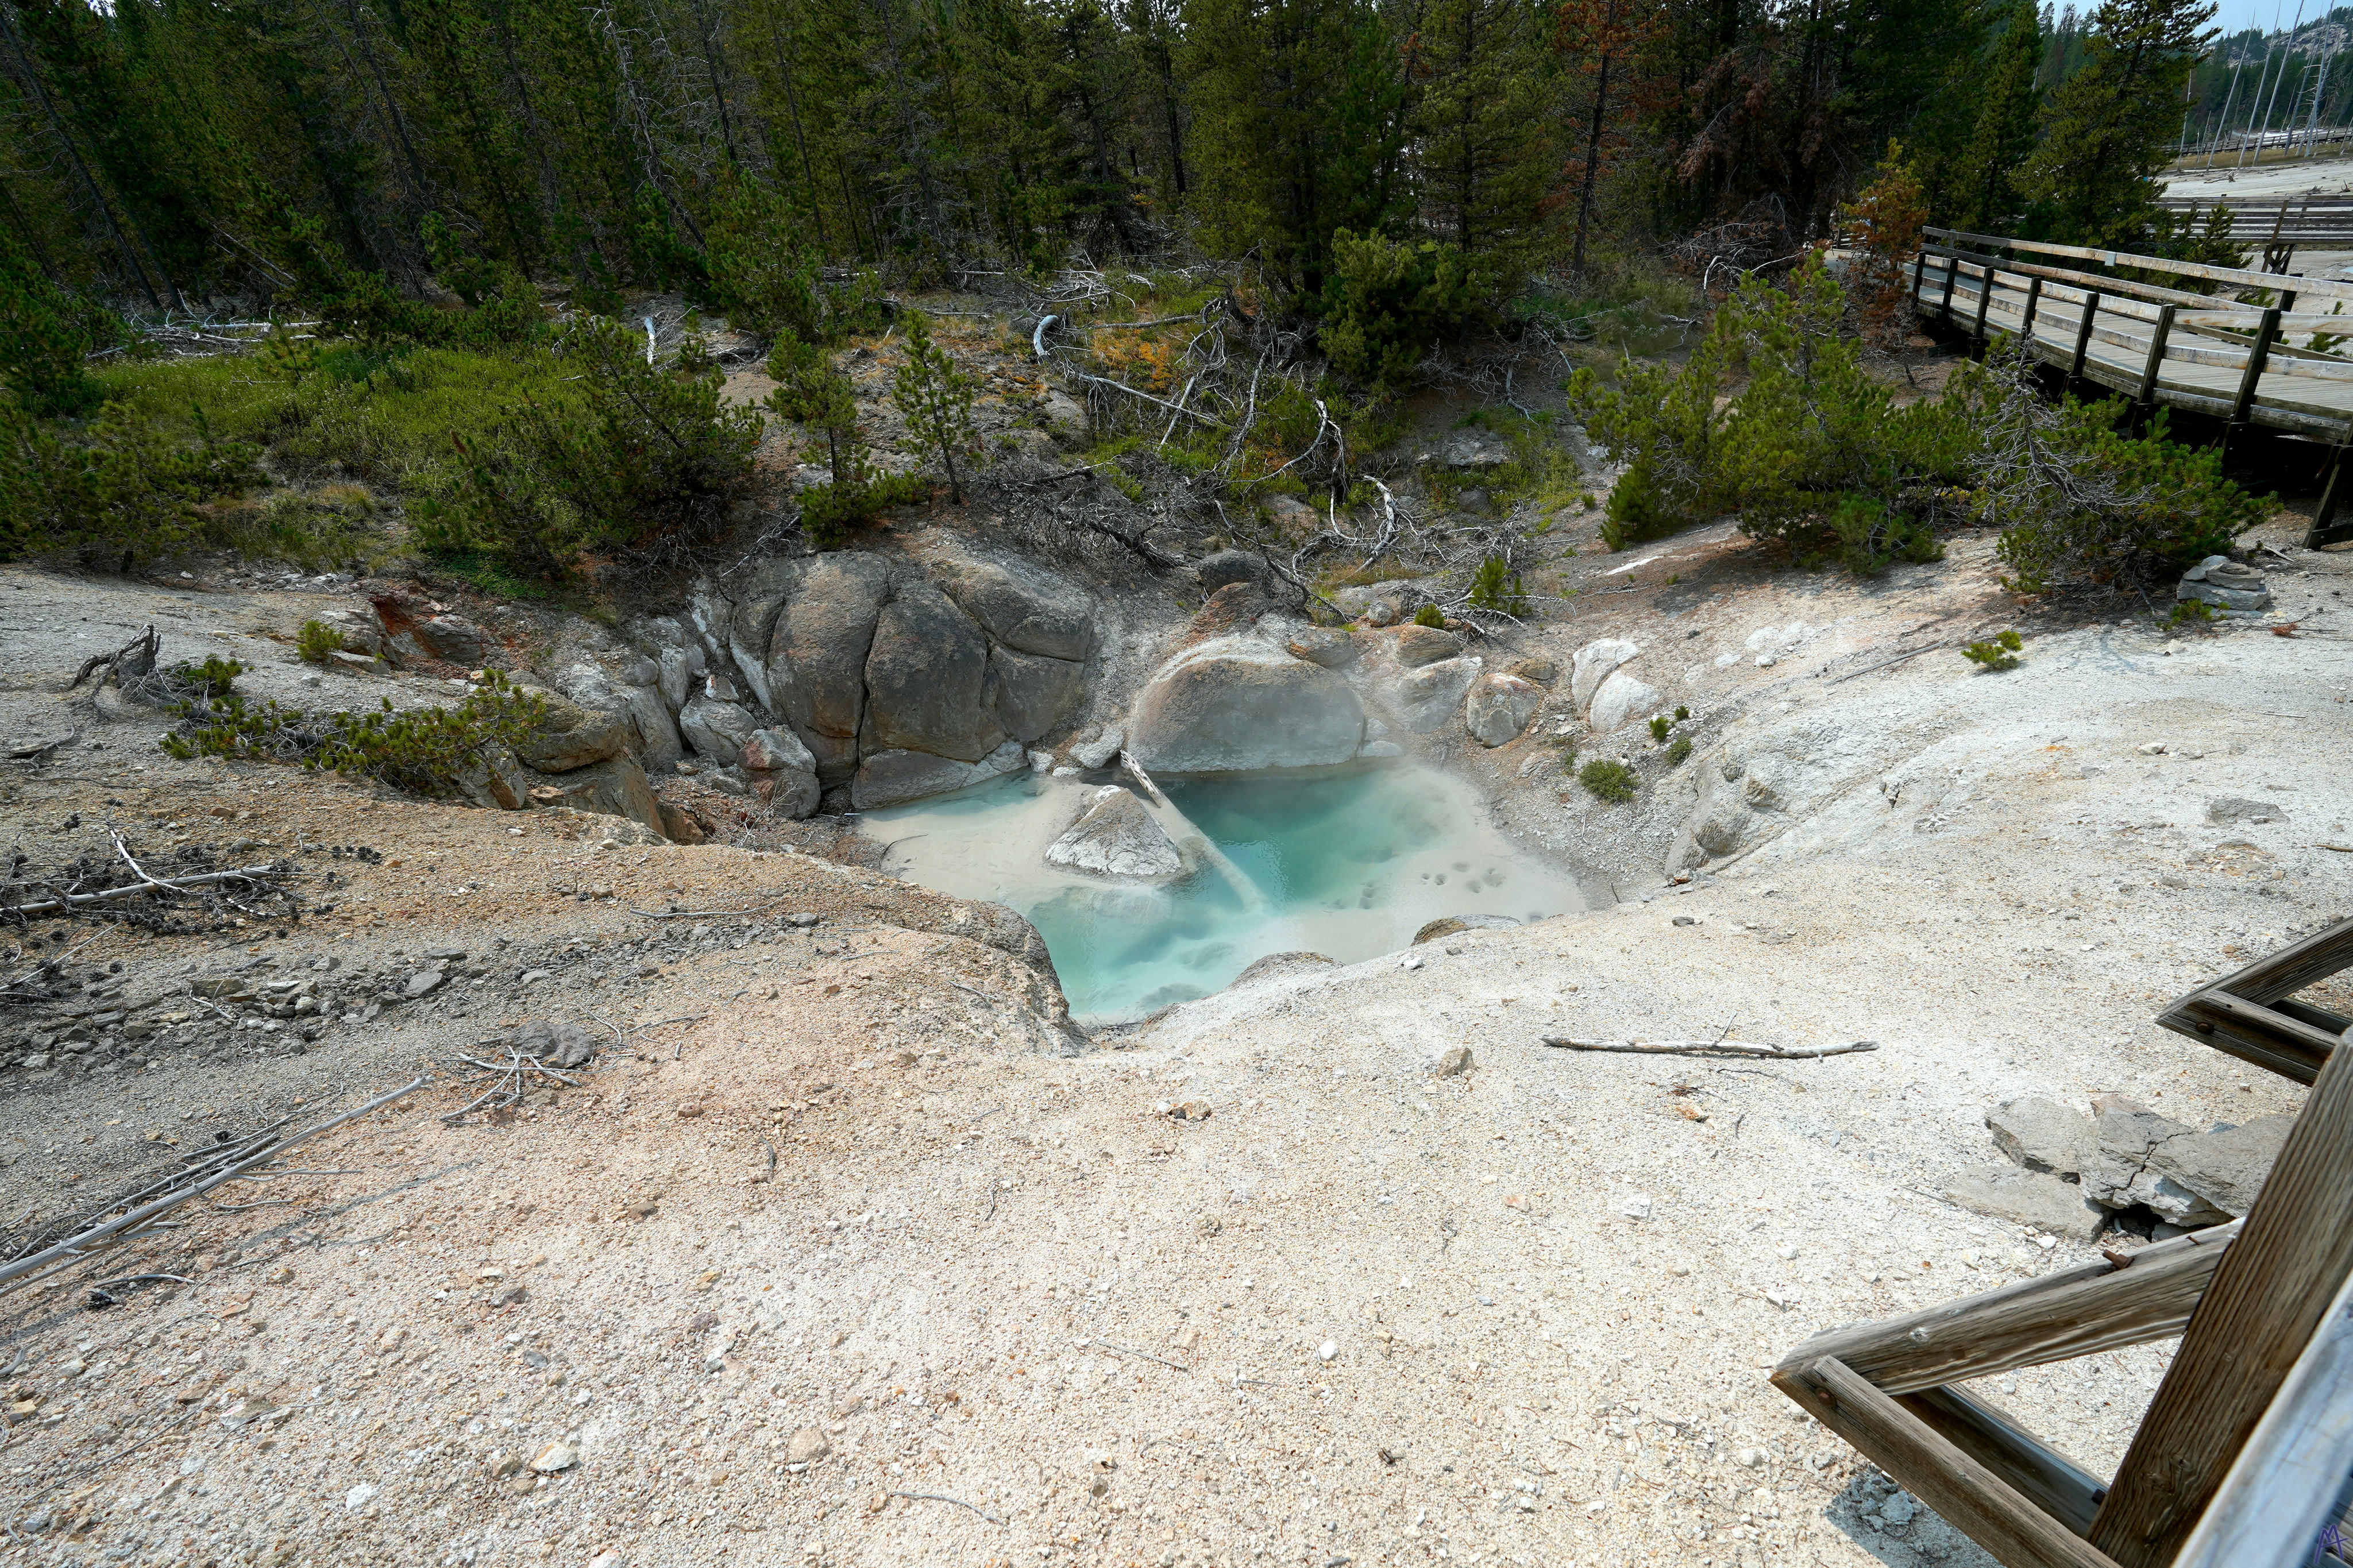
[1539,1036,1878,1059]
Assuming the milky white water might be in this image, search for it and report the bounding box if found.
[862,766,1599,1024]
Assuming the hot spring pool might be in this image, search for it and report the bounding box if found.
[862,766,1597,1024]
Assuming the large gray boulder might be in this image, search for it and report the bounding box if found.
[1570,638,1641,712]
[1588,668,1661,734]
[765,554,891,785]
[1464,672,1542,747]
[853,740,1028,810]
[935,555,1096,662]
[1387,655,1483,734]
[992,646,1086,743]
[1126,634,1365,773]
[515,696,630,774]
[1044,787,1185,881]
[546,755,669,839]
[862,582,1007,762]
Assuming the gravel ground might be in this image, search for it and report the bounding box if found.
[0,513,2347,1568]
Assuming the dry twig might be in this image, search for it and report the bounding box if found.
[1539,1037,1879,1060]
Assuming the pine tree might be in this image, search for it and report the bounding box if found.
[891,311,975,503]
[767,329,862,484]
[2015,0,2215,245]
[1409,0,1553,272]
[1952,0,2044,231]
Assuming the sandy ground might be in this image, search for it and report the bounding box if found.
[2,497,2350,1568]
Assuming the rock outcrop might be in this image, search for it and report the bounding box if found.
[1464,672,1542,747]
[1045,787,1186,880]
[1126,634,1367,773]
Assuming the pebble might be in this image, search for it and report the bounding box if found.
[344,1482,377,1511]
[402,968,444,999]
[1433,1046,1473,1078]
[1317,1341,1338,1362]
[1735,1448,1765,1468]
[785,1427,830,1464]
[1880,1493,1917,1525]
[1171,1100,1212,1121]
[530,1441,577,1473]
[1617,1192,1652,1219]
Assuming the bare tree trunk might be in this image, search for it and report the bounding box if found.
[0,1,161,311]
[1572,50,1612,276]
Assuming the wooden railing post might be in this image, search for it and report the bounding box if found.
[2069,290,2101,380]
[1942,254,1961,318]
[2019,276,2043,346]
[1911,248,1927,306]
[1970,262,1996,353]
[2088,1028,2353,1565]
[2308,421,2353,549]
[2223,306,2282,466]
[2134,304,2176,422]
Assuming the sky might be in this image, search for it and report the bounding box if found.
[2206,0,2336,40]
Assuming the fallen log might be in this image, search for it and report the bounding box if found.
[1540,1036,1880,1060]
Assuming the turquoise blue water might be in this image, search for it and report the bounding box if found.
[863,766,1593,1023]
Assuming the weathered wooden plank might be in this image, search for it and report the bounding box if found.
[1774,1221,2240,1397]
[1900,1386,2110,1538]
[2189,915,2353,1006]
[1777,1358,2128,1568]
[1922,244,2253,312]
[2089,1038,2353,1566]
[2158,990,2339,1084]
[2169,1267,2353,1568]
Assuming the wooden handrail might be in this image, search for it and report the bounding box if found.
[1925,226,2353,304]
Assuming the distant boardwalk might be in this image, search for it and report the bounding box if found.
[1913,226,2353,548]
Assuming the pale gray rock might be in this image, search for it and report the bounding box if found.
[1230,951,1336,986]
[742,727,821,820]
[1072,727,1124,770]
[2147,1113,2293,1218]
[678,688,761,767]
[1570,638,1641,712]
[2177,555,2270,612]
[934,555,1095,662]
[862,582,1007,762]
[546,755,671,839]
[851,740,1028,810]
[1588,669,1661,734]
[514,696,629,774]
[1284,628,1359,669]
[1987,1097,2093,1177]
[1941,1170,2109,1242]
[1390,625,1463,667]
[991,646,1086,743]
[1195,550,1280,597]
[1127,635,1364,773]
[1464,672,1542,747]
[1045,787,1186,881]
[1388,655,1483,734]
[659,644,704,713]
[1413,914,1519,945]
[2080,1096,2231,1226]
[414,614,490,665]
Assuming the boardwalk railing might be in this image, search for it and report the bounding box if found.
[1914,226,2353,548]
[2150,195,2353,270]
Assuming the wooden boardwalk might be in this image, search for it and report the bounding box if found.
[1914,227,2353,547]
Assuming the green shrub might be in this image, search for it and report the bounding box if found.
[1665,736,1692,766]
[296,619,348,663]
[1648,714,1671,743]
[1579,758,1639,804]
[1467,555,1531,617]
[2169,597,2217,626]
[1,397,263,562]
[703,173,826,341]
[0,235,120,418]
[1320,229,1485,389]
[163,671,548,795]
[1673,705,1689,720]
[1962,630,2024,671]
[171,656,244,701]
[1413,603,1446,628]
[1599,458,1681,551]
[1947,350,2269,590]
[796,469,928,547]
[422,320,761,578]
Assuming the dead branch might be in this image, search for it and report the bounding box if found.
[66,625,160,695]
[5,861,290,918]
[1540,1036,1880,1060]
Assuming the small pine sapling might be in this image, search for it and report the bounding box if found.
[1648,714,1671,743]
[296,619,347,663]
[2169,597,2217,627]
[1579,758,1639,803]
[1666,736,1692,766]
[1673,705,1689,720]
[892,312,977,504]
[1413,603,1447,628]
[1961,629,2024,671]
[766,330,861,485]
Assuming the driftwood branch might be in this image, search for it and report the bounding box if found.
[1540,1036,1881,1060]
[5,862,286,918]
[0,1076,423,1295]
